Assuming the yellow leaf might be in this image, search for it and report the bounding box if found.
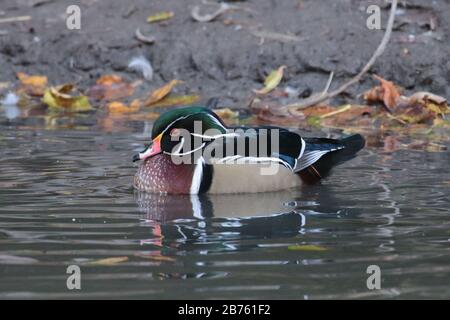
[288,245,329,252]
[213,108,239,119]
[147,11,174,23]
[16,72,48,96]
[42,85,92,112]
[108,99,141,114]
[253,66,286,95]
[149,94,200,108]
[87,256,129,266]
[136,253,175,262]
[145,80,182,106]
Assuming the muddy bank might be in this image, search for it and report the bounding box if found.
[1,0,449,107]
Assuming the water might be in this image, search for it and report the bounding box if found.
[0,111,449,299]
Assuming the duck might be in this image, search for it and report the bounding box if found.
[133,106,365,194]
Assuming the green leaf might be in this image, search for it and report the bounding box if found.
[288,245,328,252]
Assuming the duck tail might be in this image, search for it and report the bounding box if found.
[298,134,365,184]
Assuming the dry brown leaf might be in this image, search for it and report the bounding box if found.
[87,75,135,101]
[108,99,141,114]
[374,75,401,111]
[364,75,401,111]
[407,92,448,118]
[144,80,182,106]
[148,94,200,108]
[16,72,48,96]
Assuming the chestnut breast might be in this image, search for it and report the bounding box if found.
[134,154,194,194]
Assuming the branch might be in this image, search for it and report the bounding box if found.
[286,0,398,110]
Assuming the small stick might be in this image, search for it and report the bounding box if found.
[0,16,32,24]
[286,0,398,110]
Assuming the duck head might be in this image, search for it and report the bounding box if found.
[133,106,227,162]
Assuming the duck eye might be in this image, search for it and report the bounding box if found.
[170,128,180,137]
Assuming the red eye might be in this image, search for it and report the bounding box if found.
[170,128,180,137]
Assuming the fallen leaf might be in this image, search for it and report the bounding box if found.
[145,80,183,106]
[87,256,129,266]
[364,75,401,111]
[108,99,141,114]
[288,245,329,252]
[191,3,231,22]
[42,84,92,112]
[135,28,155,44]
[149,94,200,108]
[87,75,135,101]
[408,91,448,117]
[96,74,122,86]
[213,108,239,119]
[147,11,174,23]
[16,72,48,96]
[253,66,286,95]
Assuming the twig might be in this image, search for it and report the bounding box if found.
[0,16,32,24]
[249,29,308,43]
[286,0,398,110]
[321,71,334,96]
[320,104,352,119]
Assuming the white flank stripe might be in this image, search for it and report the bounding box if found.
[190,157,205,194]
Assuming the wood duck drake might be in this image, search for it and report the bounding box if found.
[133,106,365,194]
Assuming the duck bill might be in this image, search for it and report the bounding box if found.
[133,133,162,162]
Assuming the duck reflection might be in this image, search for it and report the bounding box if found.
[134,187,352,280]
[135,191,307,241]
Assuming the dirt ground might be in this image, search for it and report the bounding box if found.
[1,0,449,107]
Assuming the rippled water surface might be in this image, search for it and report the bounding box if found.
[0,110,449,299]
